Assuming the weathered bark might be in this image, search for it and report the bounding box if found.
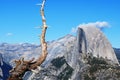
[8,0,48,80]
[29,0,48,70]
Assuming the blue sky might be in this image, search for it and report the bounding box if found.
[0,0,120,48]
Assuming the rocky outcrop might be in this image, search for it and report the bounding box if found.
[77,26,119,64]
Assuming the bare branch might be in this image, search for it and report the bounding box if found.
[8,0,48,79]
[29,0,48,70]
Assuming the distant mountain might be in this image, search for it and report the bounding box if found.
[0,35,76,80]
[0,26,120,80]
[0,43,40,80]
[0,43,39,66]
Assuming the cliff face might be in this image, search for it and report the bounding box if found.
[27,26,119,80]
[25,35,79,80]
[0,54,12,80]
[0,54,3,80]
[114,48,120,63]
[0,26,119,80]
[77,26,119,64]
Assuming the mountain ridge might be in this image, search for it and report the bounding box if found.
[0,35,119,65]
[0,26,120,80]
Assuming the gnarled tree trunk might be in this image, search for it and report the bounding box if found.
[8,0,48,80]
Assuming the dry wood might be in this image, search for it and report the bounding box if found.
[8,0,48,80]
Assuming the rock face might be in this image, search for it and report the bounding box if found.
[114,48,120,63]
[0,54,3,80]
[25,35,79,80]
[29,26,119,80]
[0,26,119,80]
[77,26,119,64]
[0,54,12,80]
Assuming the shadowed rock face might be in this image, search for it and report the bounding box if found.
[77,26,119,64]
[0,54,12,80]
[77,28,87,54]
[0,54,3,80]
[114,48,120,63]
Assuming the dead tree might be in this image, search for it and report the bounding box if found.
[8,0,48,80]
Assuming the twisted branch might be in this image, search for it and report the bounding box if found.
[8,0,48,80]
[29,0,48,69]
